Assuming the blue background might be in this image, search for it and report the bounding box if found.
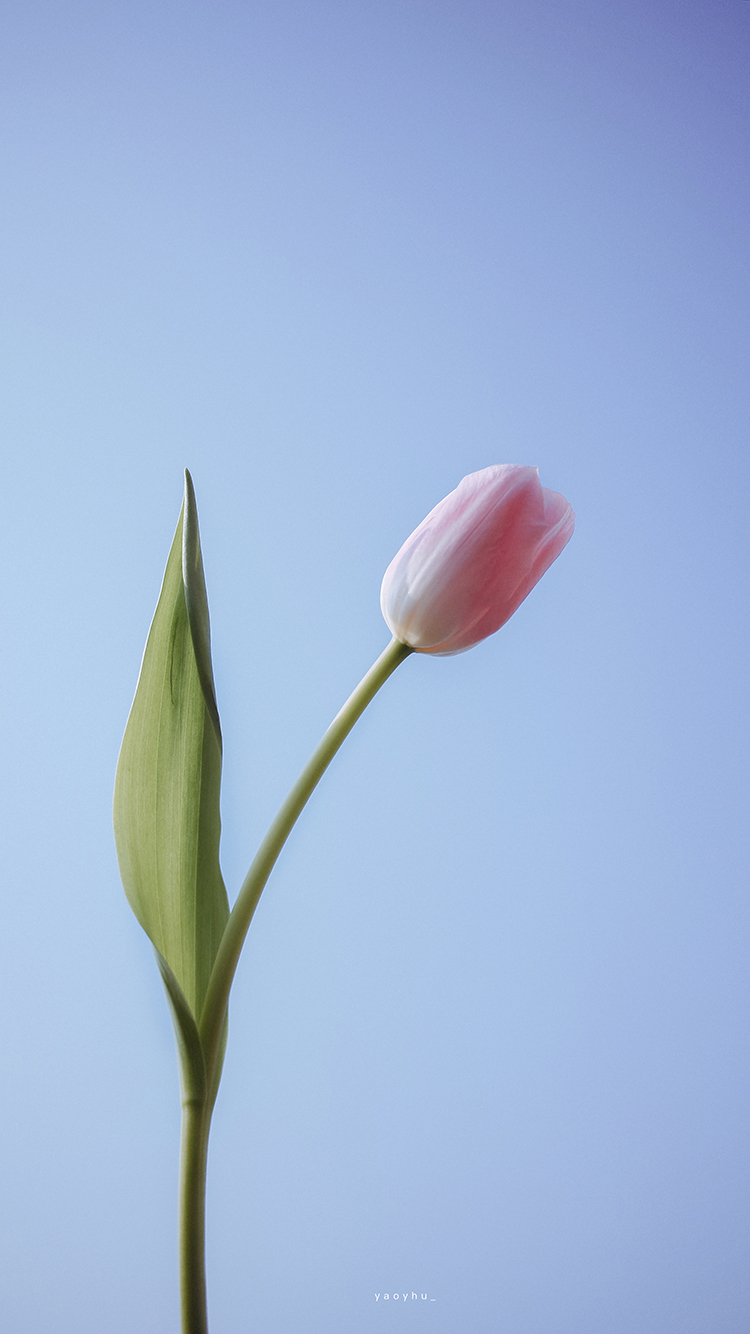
[0,2,748,1330]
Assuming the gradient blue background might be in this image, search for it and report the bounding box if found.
[0,2,748,1330]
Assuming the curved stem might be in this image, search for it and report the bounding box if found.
[179,1100,210,1334]
[199,637,412,1083]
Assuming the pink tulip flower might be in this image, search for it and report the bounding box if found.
[380,465,574,654]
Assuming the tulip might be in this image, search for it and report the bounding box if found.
[380,465,574,654]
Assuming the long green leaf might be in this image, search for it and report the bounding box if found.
[113,472,229,1023]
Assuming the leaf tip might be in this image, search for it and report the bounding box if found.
[181,471,222,747]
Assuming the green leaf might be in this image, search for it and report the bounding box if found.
[113,472,229,1024]
[154,949,207,1105]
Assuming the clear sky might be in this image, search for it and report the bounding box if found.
[0,2,748,1331]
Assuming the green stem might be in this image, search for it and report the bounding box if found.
[179,1099,210,1334]
[199,636,412,1085]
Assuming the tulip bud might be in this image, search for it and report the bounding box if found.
[380,465,574,655]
